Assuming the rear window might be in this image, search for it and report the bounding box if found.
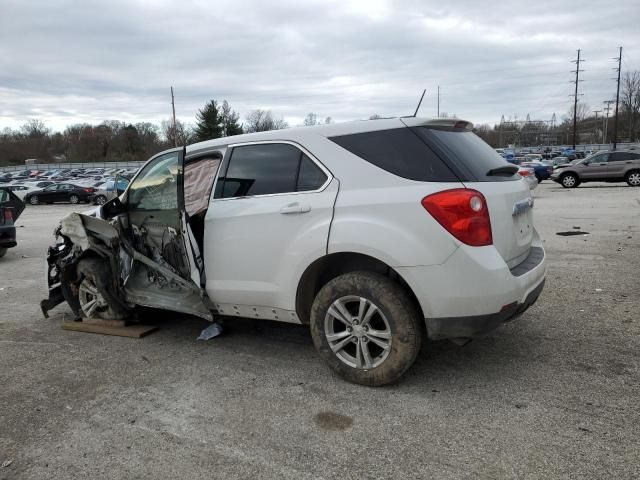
[412,127,519,182]
[329,128,458,182]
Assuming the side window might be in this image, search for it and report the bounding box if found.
[297,154,328,191]
[608,152,626,162]
[221,144,302,198]
[128,151,179,211]
[593,153,609,163]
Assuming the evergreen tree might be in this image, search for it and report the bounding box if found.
[194,100,223,142]
[219,100,243,136]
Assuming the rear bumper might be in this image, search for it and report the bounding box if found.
[396,229,546,340]
[0,226,17,248]
[425,278,545,340]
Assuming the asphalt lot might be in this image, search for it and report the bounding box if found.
[1,182,638,479]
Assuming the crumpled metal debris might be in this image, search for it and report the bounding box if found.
[197,322,223,340]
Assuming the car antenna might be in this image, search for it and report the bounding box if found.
[412,89,426,117]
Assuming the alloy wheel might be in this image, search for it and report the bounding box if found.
[628,172,640,186]
[70,195,79,204]
[78,278,108,318]
[562,175,576,187]
[324,295,392,369]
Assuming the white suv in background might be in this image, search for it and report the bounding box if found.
[43,117,545,386]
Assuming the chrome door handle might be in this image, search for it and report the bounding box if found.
[280,203,311,214]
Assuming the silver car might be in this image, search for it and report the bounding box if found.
[551,150,640,188]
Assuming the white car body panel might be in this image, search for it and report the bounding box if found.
[203,179,339,313]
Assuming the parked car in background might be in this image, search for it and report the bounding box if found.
[89,177,130,205]
[0,187,25,258]
[524,154,544,163]
[520,162,553,183]
[551,156,570,168]
[551,150,640,188]
[24,183,96,205]
[43,117,545,386]
[2,184,41,200]
[517,166,538,190]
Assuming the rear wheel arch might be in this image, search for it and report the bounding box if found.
[295,252,424,326]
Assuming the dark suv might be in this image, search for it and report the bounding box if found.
[551,150,640,188]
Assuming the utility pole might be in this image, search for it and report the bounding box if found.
[592,110,601,143]
[437,85,440,118]
[612,47,622,150]
[570,49,584,150]
[170,86,177,147]
[603,100,614,144]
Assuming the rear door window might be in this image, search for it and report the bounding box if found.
[412,128,519,182]
[217,143,328,199]
[329,128,458,182]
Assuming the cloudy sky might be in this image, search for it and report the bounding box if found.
[1,0,639,132]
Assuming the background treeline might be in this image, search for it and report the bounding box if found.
[0,99,312,166]
[3,70,639,165]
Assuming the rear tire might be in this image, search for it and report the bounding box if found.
[0,248,7,258]
[626,170,640,187]
[560,173,579,188]
[69,194,79,204]
[29,195,39,205]
[310,271,422,386]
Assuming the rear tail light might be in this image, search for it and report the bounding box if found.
[83,188,94,193]
[3,209,13,222]
[421,189,492,246]
[518,170,531,177]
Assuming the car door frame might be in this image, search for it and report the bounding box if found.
[99,146,214,320]
[203,139,335,318]
[580,152,610,180]
[607,151,632,179]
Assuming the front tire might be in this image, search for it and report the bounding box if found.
[0,248,7,258]
[29,195,39,205]
[560,173,579,188]
[73,258,130,320]
[94,195,107,205]
[310,271,422,386]
[626,170,640,187]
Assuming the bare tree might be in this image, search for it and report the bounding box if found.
[621,71,640,141]
[21,119,49,138]
[245,109,288,133]
[303,112,319,126]
[161,119,193,146]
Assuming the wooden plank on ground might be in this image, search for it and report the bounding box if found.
[63,321,158,338]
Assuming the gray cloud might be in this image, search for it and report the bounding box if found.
[1,0,639,131]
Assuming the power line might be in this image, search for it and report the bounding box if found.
[170,86,177,147]
[612,46,622,150]
[570,49,585,149]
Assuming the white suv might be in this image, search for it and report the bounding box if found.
[42,117,545,386]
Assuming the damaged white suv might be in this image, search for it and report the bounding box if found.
[42,118,545,386]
